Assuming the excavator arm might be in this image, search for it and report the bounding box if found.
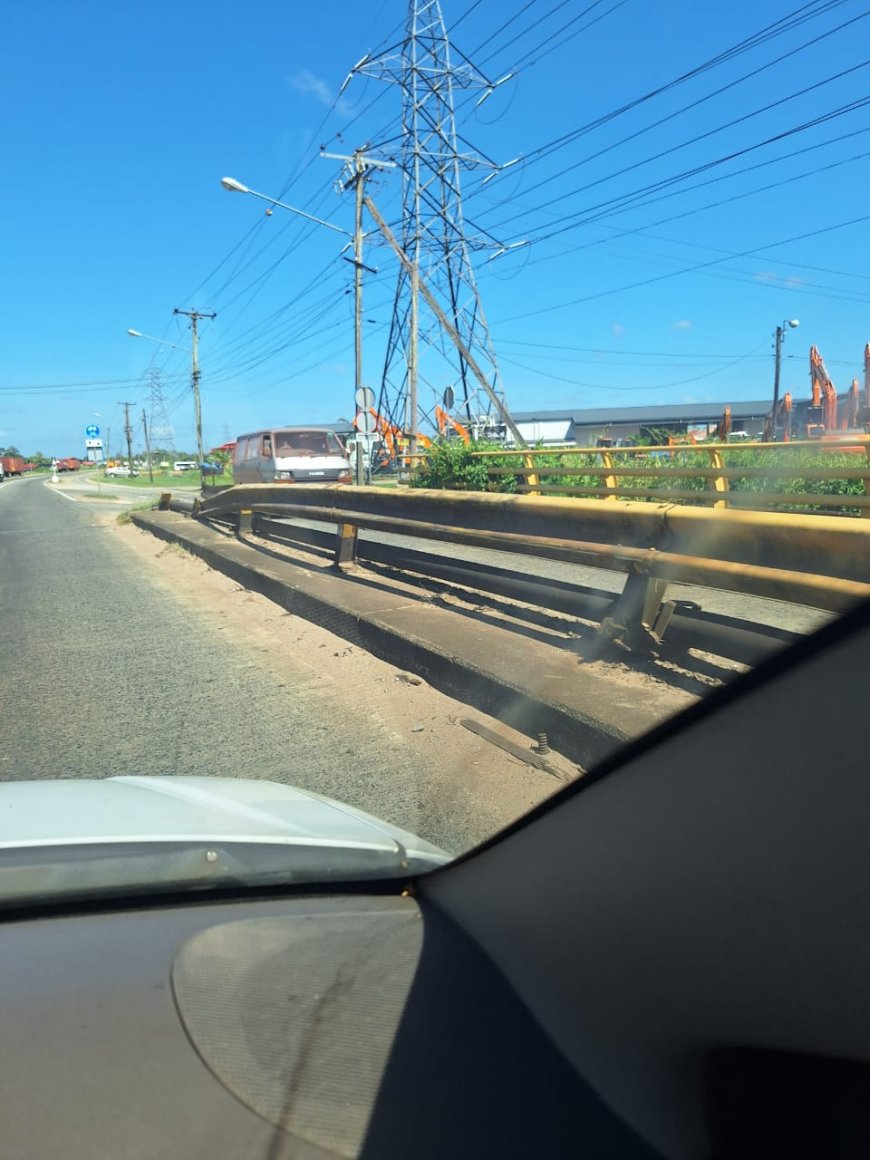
[807,345,836,438]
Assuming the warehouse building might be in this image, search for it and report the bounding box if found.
[507,400,772,446]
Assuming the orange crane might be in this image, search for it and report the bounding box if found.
[716,405,732,441]
[861,343,870,431]
[807,345,837,438]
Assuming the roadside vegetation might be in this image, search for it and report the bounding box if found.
[410,440,868,516]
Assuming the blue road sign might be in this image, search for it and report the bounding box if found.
[85,424,100,438]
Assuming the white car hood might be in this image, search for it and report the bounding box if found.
[0,777,448,904]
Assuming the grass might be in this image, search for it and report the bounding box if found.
[117,500,159,525]
[95,470,230,489]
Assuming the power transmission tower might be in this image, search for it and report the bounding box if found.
[347,0,514,445]
[148,367,174,455]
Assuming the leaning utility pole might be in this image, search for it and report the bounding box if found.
[323,148,395,482]
[141,409,154,483]
[118,401,135,474]
[174,308,216,485]
[365,196,525,446]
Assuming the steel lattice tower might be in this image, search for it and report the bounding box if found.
[148,367,175,452]
[351,0,509,439]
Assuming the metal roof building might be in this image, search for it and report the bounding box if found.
[507,400,773,446]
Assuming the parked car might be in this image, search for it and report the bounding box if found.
[105,465,138,478]
[198,461,222,475]
[173,461,198,472]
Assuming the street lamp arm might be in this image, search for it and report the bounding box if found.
[220,177,352,239]
[127,328,191,354]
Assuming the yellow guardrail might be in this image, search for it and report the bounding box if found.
[467,437,870,517]
[189,483,870,652]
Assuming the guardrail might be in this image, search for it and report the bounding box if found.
[464,437,870,516]
[162,484,870,653]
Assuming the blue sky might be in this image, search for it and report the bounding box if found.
[2,0,869,456]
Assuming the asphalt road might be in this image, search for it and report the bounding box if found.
[0,478,551,853]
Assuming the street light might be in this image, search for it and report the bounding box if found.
[771,319,799,441]
[222,174,373,481]
[127,328,190,353]
[220,177,352,238]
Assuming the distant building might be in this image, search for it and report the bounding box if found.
[507,401,772,446]
[320,393,857,448]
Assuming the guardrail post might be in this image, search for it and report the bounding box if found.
[521,453,541,496]
[600,451,618,500]
[599,570,675,653]
[334,522,359,570]
[708,448,729,508]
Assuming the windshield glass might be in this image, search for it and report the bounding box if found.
[1,0,867,906]
[275,431,344,457]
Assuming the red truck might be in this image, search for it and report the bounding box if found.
[55,458,82,472]
[0,456,25,477]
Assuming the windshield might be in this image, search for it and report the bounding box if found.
[275,431,345,457]
[1,0,868,907]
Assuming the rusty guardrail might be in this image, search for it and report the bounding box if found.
[467,437,870,516]
[183,484,870,651]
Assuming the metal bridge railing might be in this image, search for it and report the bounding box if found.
[158,483,870,653]
[467,438,870,516]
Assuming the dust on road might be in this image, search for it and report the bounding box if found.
[112,517,573,854]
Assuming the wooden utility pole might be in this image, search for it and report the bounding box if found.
[118,401,135,474]
[174,308,216,486]
[353,151,367,484]
[322,148,395,483]
[141,409,154,483]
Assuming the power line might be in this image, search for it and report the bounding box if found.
[490,59,870,240]
[497,92,870,247]
[496,209,870,323]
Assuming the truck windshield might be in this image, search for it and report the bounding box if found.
[275,431,343,457]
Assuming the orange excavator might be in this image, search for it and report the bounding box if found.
[354,408,432,466]
[843,380,861,430]
[716,405,732,441]
[806,345,837,438]
[434,405,471,444]
[763,393,793,442]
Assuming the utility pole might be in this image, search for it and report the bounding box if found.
[322,148,394,483]
[141,409,153,483]
[118,401,135,474]
[174,308,216,487]
[770,318,799,441]
[408,261,419,457]
[771,326,783,441]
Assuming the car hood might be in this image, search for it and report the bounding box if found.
[0,776,449,905]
